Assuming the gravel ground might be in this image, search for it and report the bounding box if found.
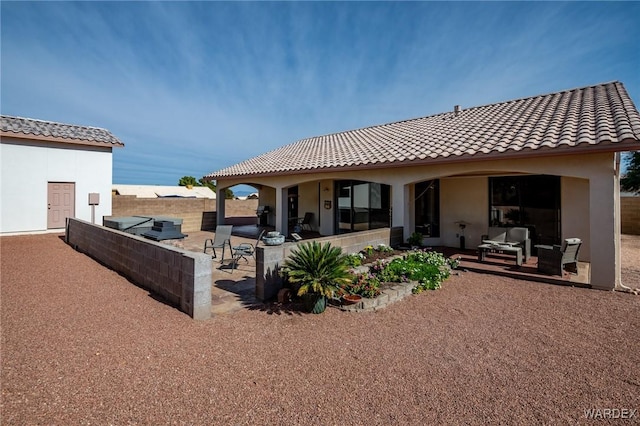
[621,234,640,289]
[2,234,639,425]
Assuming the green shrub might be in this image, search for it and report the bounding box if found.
[368,250,451,293]
[376,243,394,253]
[344,252,365,268]
[447,256,461,270]
[282,241,352,298]
[362,245,375,256]
[342,273,381,298]
[408,232,423,247]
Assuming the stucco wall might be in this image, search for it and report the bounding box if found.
[440,177,488,248]
[318,179,335,235]
[621,196,640,235]
[298,181,320,232]
[256,188,277,227]
[562,177,591,260]
[1,138,114,234]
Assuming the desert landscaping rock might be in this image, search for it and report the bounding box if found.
[1,233,639,424]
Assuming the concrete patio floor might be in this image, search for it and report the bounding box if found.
[182,230,261,315]
[438,246,591,287]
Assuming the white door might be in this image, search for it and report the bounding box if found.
[48,182,75,229]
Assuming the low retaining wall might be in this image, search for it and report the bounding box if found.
[338,282,414,312]
[66,218,212,320]
[255,227,404,301]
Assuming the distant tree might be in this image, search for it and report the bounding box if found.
[198,178,216,192]
[621,152,640,194]
[193,177,234,199]
[178,176,200,187]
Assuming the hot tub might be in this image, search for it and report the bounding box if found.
[103,216,183,235]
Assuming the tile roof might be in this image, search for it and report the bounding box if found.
[1,115,124,147]
[207,81,640,179]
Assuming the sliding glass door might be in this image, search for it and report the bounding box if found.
[489,175,561,249]
[414,179,440,237]
[336,180,390,233]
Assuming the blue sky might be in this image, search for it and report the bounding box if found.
[2,2,639,193]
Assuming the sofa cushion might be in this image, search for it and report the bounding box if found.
[506,227,528,244]
[486,227,508,242]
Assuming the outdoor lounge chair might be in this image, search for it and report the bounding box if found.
[299,212,313,231]
[232,229,265,265]
[536,238,582,276]
[203,225,233,261]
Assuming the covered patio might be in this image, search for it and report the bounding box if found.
[437,246,590,288]
[182,227,591,307]
[205,82,640,291]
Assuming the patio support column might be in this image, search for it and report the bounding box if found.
[390,183,408,238]
[588,170,620,290]
[216,188,226,226]
[275,186,288,234]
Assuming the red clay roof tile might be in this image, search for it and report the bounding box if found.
[207,81,640,179]
[1,115,124,147]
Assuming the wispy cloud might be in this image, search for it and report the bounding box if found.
[1,1,638,187]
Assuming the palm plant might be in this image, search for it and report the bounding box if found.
[283,241,352,299]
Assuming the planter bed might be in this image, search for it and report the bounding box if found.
[349,253,407,275]
[334,281,415,312]
[338,248,452,312]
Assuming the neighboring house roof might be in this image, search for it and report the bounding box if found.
[0,115,124,148]
[206,81,640,179]
[113,184,216,199]
[235,193,259,200]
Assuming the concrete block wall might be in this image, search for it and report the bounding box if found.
[66,218,212,320]
[111,196,216,232]
[255,227,403,301]
[111,197,260,232]
[621,196,640,235]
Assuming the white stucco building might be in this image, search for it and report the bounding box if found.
[206,81,640,290]
[1,115,124,235]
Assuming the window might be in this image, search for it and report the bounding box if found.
[489,175,560,247]
[414,179,440,237]
[335,180,390,233]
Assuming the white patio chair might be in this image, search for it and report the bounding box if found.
[203,225,233,261]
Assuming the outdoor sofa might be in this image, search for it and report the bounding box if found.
[480,227,531,262]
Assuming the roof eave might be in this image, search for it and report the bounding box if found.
[0,130,125,148]
[210,138,640,181]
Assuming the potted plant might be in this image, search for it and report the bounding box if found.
[282,241,352,313]
[408,232,424,248]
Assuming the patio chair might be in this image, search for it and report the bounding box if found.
[298,212,313,231]
[232,229,265,265]
[536,238,582,276]
[203,225,233,261]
